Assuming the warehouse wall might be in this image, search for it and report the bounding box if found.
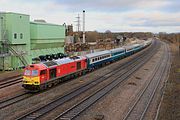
[0,12,31,70]
[0,12,65,70]
[5,13,30,44]
[30,22,65,58]
[30,22,65,39]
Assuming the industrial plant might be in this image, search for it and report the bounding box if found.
[0,12,65,70]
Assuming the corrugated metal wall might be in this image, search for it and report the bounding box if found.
[0,12,65,70]
[30,21,65,59]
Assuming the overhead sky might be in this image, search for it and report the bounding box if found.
[0,0,180,33]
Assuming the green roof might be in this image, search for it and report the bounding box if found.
[0,12,29,16]
[30,21,63,26]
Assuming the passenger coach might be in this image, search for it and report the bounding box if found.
[85,50,111,69]
[110,47,126,61]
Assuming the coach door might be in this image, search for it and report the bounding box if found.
[77,62,81,70]
[49,68,56,79]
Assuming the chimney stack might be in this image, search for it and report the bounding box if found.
[83,10,85,43]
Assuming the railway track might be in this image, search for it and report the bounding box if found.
[53,41,161,120]
[0,92,33,109]
[0,74,22,82]
[17,41,160,120]
[122,43,170,120]
[0,42,156,111]
[0,76,22,89]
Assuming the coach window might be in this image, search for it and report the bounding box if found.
[14,33,17,39]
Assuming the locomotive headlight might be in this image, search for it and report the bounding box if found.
[22,78,28,83]
[23,78,27,82]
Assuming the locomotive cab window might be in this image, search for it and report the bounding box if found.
[24,70,31,76]
[32,70,38,76]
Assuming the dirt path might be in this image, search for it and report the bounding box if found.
[157,42,180,120]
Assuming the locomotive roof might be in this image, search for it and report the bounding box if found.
[40,56,86,67]
[85,50,110,58]
[43,61,58,67]
[55,56,86,65]
[26,64,47,70]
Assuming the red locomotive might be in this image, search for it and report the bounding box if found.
[23,56,87,91]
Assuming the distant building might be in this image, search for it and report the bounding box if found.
[0,12,65,70]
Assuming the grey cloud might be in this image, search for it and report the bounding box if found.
[57,0,173,12]
[130,19,180,27]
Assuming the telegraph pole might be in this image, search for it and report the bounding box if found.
[75,14,80,32]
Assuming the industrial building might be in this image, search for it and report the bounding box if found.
[0,12,65,70]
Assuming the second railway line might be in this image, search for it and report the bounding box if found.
[0,40,155,112]
[123,43,171,120]
[0,40,171,120]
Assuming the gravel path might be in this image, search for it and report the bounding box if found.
[157,42,180,120]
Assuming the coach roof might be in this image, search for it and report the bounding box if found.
[110,47,125,53]
[85,50,110,58]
